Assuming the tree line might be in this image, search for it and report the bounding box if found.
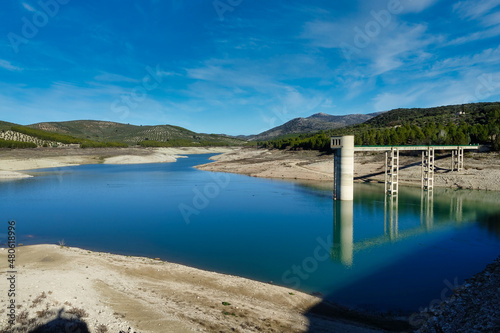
[259,108,500,151]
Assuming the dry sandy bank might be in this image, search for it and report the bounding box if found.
[0,147,237,178]
[196,148,500,191]
[0,245,389,333]
[0,171,33,180]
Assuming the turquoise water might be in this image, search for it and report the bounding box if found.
[1,153,499,314]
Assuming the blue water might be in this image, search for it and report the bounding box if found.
[1,153,499,314]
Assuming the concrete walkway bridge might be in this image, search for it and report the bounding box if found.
[331,136,480,200]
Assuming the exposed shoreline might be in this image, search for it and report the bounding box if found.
[0,147,237,179]
[0,245,394,333]
[2,147,499,192]
[1,245,497,332]
[195,147,500,192]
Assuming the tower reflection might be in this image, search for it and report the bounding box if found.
[331,188,443,267]
[331,200,353,266]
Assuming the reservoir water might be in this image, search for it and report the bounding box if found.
[1,153,499,314]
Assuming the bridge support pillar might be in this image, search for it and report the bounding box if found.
[385,148,399,196]
[331,136,354,201]
[422,148,435,191]
[451,147,464,171]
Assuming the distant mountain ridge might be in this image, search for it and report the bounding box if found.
[246,112,381,141]
[259,102,500,151]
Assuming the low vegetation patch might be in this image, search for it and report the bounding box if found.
[80,141,128,148]
[0,139,37,149]
[138,139,231,147]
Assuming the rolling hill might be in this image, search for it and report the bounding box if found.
[26,120,245,146]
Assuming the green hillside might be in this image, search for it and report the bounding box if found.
[27,120,244,146]
[2,125,128,148]
[259,102,500,151]
[0,121,17,131]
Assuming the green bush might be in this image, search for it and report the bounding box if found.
[138,139,231,147]
[0,139,37,149]
[493,136,500,151]
[80,141,128,148]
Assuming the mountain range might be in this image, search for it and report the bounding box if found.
[1,112,380,145]
[4,102,497,146]
[242,112,381,141]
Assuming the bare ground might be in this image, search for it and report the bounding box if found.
[196,148,500,191]
[0,245,392,333]
[0,147,236,177]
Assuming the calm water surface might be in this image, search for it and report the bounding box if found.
[1,153,499,314]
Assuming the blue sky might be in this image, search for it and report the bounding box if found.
[1,0,500,135]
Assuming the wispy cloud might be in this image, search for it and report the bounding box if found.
[373,89,423,111]
[370,24,437,75]
[447,24,500,45]
[448,0,500,45]
[94,72,140,83]
[453,0,500,20]
[399,0,439,14]
[22,2,36,12]
[301,20,346,49]
[427,46,500,76]
[1,0,499,135]
[0,59,22,72]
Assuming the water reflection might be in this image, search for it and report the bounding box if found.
[385,194,399,239]
[330,185,500,267]
[421,191,434,230]
[331,201,353,266]
[478,211,500,238]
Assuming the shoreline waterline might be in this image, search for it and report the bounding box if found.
[1,148,499,331]
[0,244,402,332]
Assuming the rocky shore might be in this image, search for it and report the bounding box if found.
[413,256,500,333]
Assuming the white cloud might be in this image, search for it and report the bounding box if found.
[301,20,347,49]
[445,1,500,45]
[482,11,500,27]
[447,24,500,45]
[400,0,439,14]
[372,68,500,113]
[22,2,36,12]
[373,90,422,111]
[94,72,139,83]
[371,24,437,75]
[427,46,500,76]
[301,10,438,74]
[0,59,22,71]
[453,0,500,20]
